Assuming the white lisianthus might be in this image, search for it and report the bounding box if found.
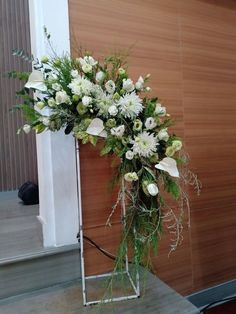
[111,125,125,137]
[172,140,182,151]
[96,71,105,83]
[158,128,169,142]
[41,117,50,127]
[82,96,92,106]
[23,124,31,134]
[35,101,45,110]
[105,80,116,94]
[51,83,61,91]
[82,63,92,73]
[71,70,79,78]
[155,157,179,178]
[155,103,166,116]
[135,76,144,90]
[145,117,157,130]
[147,183,159,196]
[124,172,138,182]
[117,92,143,119]
[48,98,56,107]
[55,91,70,105]
[131,131,158,157]
[108,105,118,116]
[68,75,93,97]
[145,87,151,92]
[79,56,98,67]
[122,78,134,92]
[125,150,134,160]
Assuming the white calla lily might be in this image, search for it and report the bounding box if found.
[155,157,179,178]
[86,118,107,138]
[25,70,47,91]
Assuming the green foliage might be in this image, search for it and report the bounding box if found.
[11,104,40,123]
[164,176,180,200]
[8,71,30,81]
[12,49,34,62]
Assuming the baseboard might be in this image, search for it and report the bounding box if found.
[187,279,236,309]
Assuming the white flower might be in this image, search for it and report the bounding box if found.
[52,83,61,91]
[23,124,31,134]
[71,70,79,78]
[35,101,45,110]
[158,128,169,142]
[55,91,70,105]
[131,131,158,158]
[86,118,107,138]
[105,80,116,94]
[122,78,134,92]
[82,63,92,73]
[155,103,166,116]
[41,117,50,127]
[145,117,157,130]
[96,71,105,83]
[68,75,93,97]
[146,87,151,92]
[135,76,144,90]
[48,98,56,107]
[108,105,118,116]
[124,172,138,182]
[147,183,159,196]
[25,70,47,91]
[96,92,113,117]
[82,96,92,106]
[117,92,143,119]
[125,150,134,160]
[79,56,98,67]
[111,125,125,137]
[172,140,182,151]
[155,157,179,178]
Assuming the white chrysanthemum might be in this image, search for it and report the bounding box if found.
[68,75,93,97]
[96,92,114,117]
[117,92,143,119]
[131,131,158,157]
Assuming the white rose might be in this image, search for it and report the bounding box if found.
[23,124,31,134]
[135,76,144,90]
[96,71,105,83]
[145,117,157,130]
[108,105,118,116]
[71,70,79,78]
[42,117,50,127]
[155,103,166,116]
[111,125,125,137]
[105,80,116,94]
[158,128,169,142]
[123,78,134,92]
[82,63,92,73]
[147,183,159,196]
[55,91,70,105]
[82,96,92,106]
[125,150,134,160]
[124,172,138,182]
[52,83,61,91]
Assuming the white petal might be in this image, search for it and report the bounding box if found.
[155,157,179,178]
[86,118,105,136]
[25,71,47,91]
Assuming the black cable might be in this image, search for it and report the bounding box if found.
[200,295,236,313]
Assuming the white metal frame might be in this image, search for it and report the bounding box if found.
[75,141,140,306]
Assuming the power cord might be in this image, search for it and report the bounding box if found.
[200,295,236,313]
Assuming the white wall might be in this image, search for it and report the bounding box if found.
[28,0,79,247]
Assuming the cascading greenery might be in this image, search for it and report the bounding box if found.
[10,32,200,281]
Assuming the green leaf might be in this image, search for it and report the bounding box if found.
[11,104,40,123]
[89,135,98,146]
[164,177,180,200]
[100,142,113,156]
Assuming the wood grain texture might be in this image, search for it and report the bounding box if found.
[0,0,38,191]
[69,0,236,295]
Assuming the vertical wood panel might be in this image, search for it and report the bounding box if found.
[0,0,38,191]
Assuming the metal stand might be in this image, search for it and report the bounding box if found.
[75,141,140,306]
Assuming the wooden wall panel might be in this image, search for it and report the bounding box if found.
[0,0,38,191]
[180,0,236,291]
[69,0,236,295]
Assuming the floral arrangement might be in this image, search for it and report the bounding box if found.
[10,33,200,276]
